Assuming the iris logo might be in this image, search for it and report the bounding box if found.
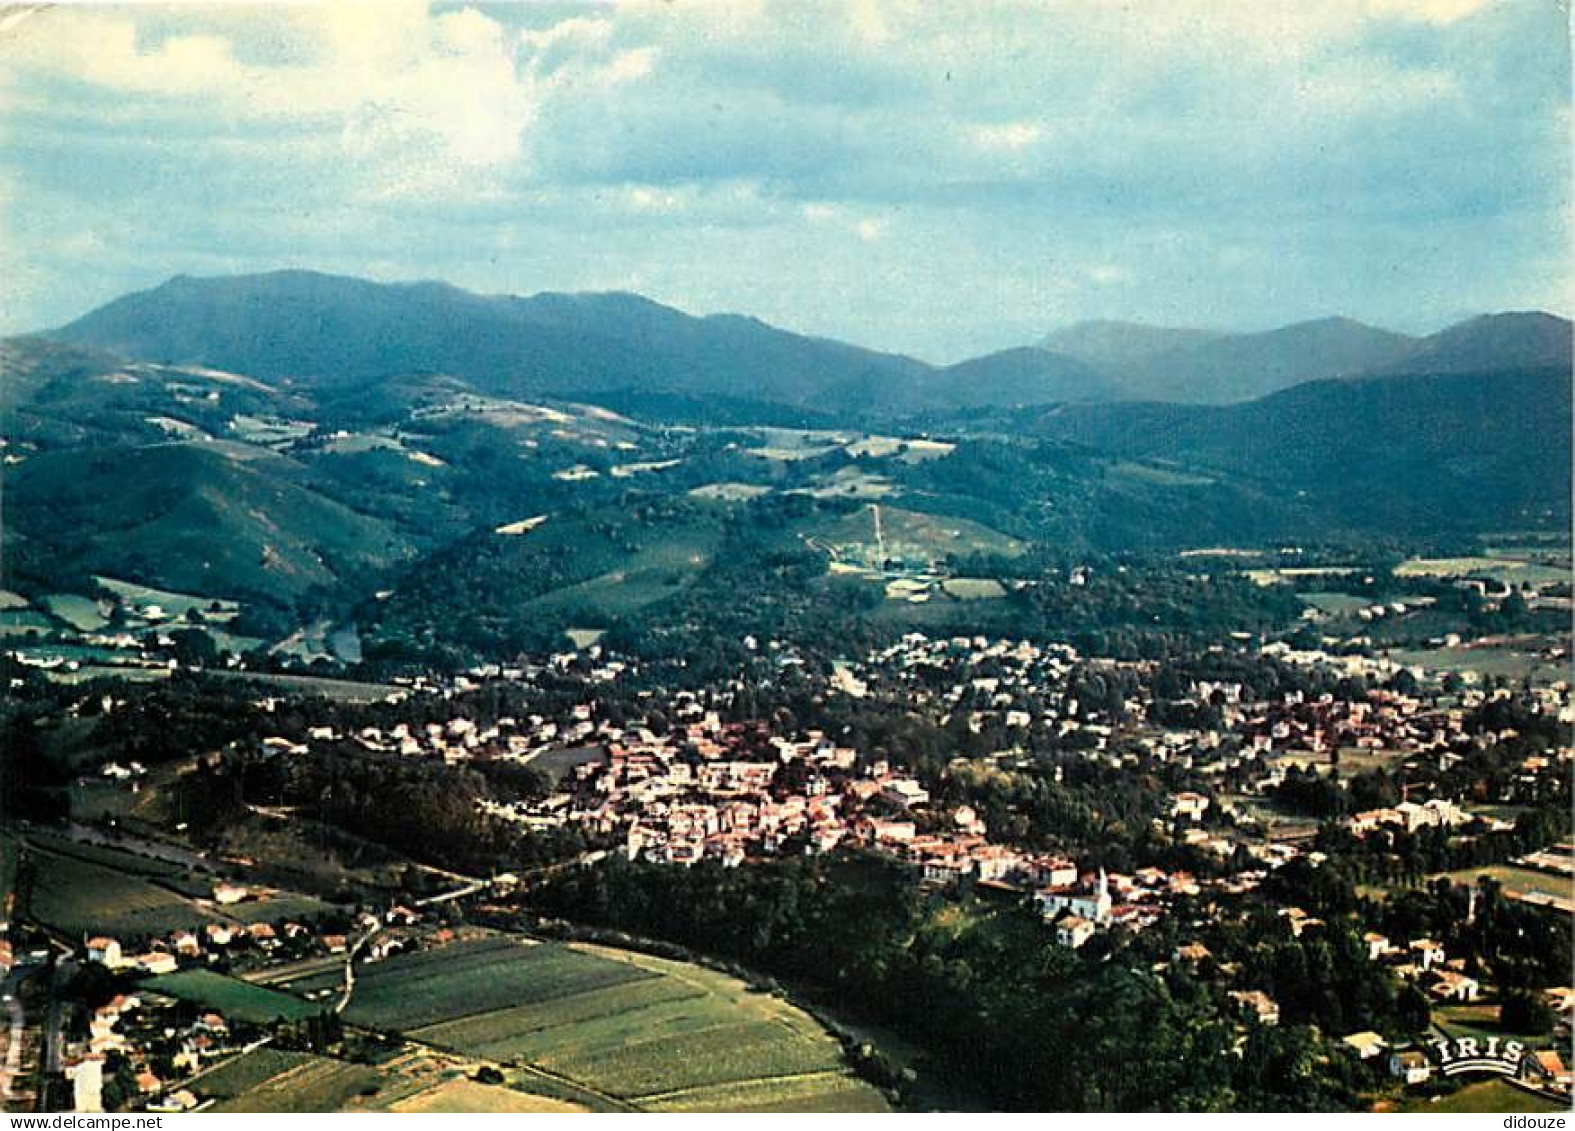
[1428,1035,1525,1078]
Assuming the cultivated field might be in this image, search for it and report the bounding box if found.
[143,969,322,1024]
[323,934,889,1112]
[206,1053,380,1113]
[21,845,219,938]
[193,1043,590,1113]
[388,1078,581,1113]
[189,1048,317,1102]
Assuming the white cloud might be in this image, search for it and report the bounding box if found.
[4,3,540,178]
[971,122,1043,152]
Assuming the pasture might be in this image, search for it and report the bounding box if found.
[207,1053,380,1113]
[190,1048,316,1102]
[41,593,108,632]
[144,969,321,1024]
[1395,556,1569,586]
[95,576,241,620]
[388,1078,581,1113]
[22,844,218,938]
[1388,646,1567,684]
[1400,1078,1564,1114]
[332,934,889,1112]
[190,1044,588,1113]
[1297,591,1370,616]
[1432,864,1573,903]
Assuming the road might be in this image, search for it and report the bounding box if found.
[332,872,487,1016]
[414,876,486,907]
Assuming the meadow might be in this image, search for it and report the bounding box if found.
[143,969,321,1024]
[1388,645,1566,683]
[1432,864,1572,903]
[1394,556,1569,586]
[206,1053,381,1113]
[21,843,219,938]
[1400,1078,1565,1114]
[190,1045,587,1113]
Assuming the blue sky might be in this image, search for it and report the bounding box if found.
[1,0,1567,361]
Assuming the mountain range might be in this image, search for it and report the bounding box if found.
[2,269,1568,644]
[1042,313,1571,404]
[50,270,1571,414]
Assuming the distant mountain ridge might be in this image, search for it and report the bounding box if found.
[54,270,1103,418]
[1039,320,1224,369]
[4,283,1568,619]
[1042,311,1569,404]
[49,270,1572,416]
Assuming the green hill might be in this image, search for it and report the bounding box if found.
[6,442,413,605]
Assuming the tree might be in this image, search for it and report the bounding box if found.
[1500,990,1555,1036]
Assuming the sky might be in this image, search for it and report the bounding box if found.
[0,0,1568,362]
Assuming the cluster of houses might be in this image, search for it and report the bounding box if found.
[80,882,352,982]
[62,993,241,1114]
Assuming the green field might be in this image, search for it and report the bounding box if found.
[22,845,219,937]
[190,1048,317,1101]
[204,669,406,703]
[191,1045,586,1113]
[519,525,725,622]
[1432,1000,1550,1047]
[941,577,1008,601]
[41,593,109,632]
[145,969,322,1024]
[346,936,888,1112]
[96,576,241,619]
[223,893,340,924]
[1389,646,1566,684]
[1433,864,1573,903]
[1395,557,1570,586]
[1298,591,1370,616]
[810,504,1024,570]
[1401,1078,1566,1113]
[207,1053,381,1113]
[0,610,57,636]
[344,938,654,1031]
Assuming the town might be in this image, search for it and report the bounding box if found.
[3,611,1570,1113]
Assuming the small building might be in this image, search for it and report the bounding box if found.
[212,882,249,905]
[1409,938,1445,971]
[1056,914,1096,950]
[1388,1048,1433,1085]
[171,930,201,957]
[148,1088,199,1113]
[1229,989,1280,1027]
[65,1056,104,1113]
[879,779,931,809]
[1428,970,1480,1002]
[135,951,178,975]
[85,937,123,968]
[1524,1050,1572,1093]
[1341,1031,1389,1060]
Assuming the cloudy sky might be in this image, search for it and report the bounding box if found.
[1,0,1568,361]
